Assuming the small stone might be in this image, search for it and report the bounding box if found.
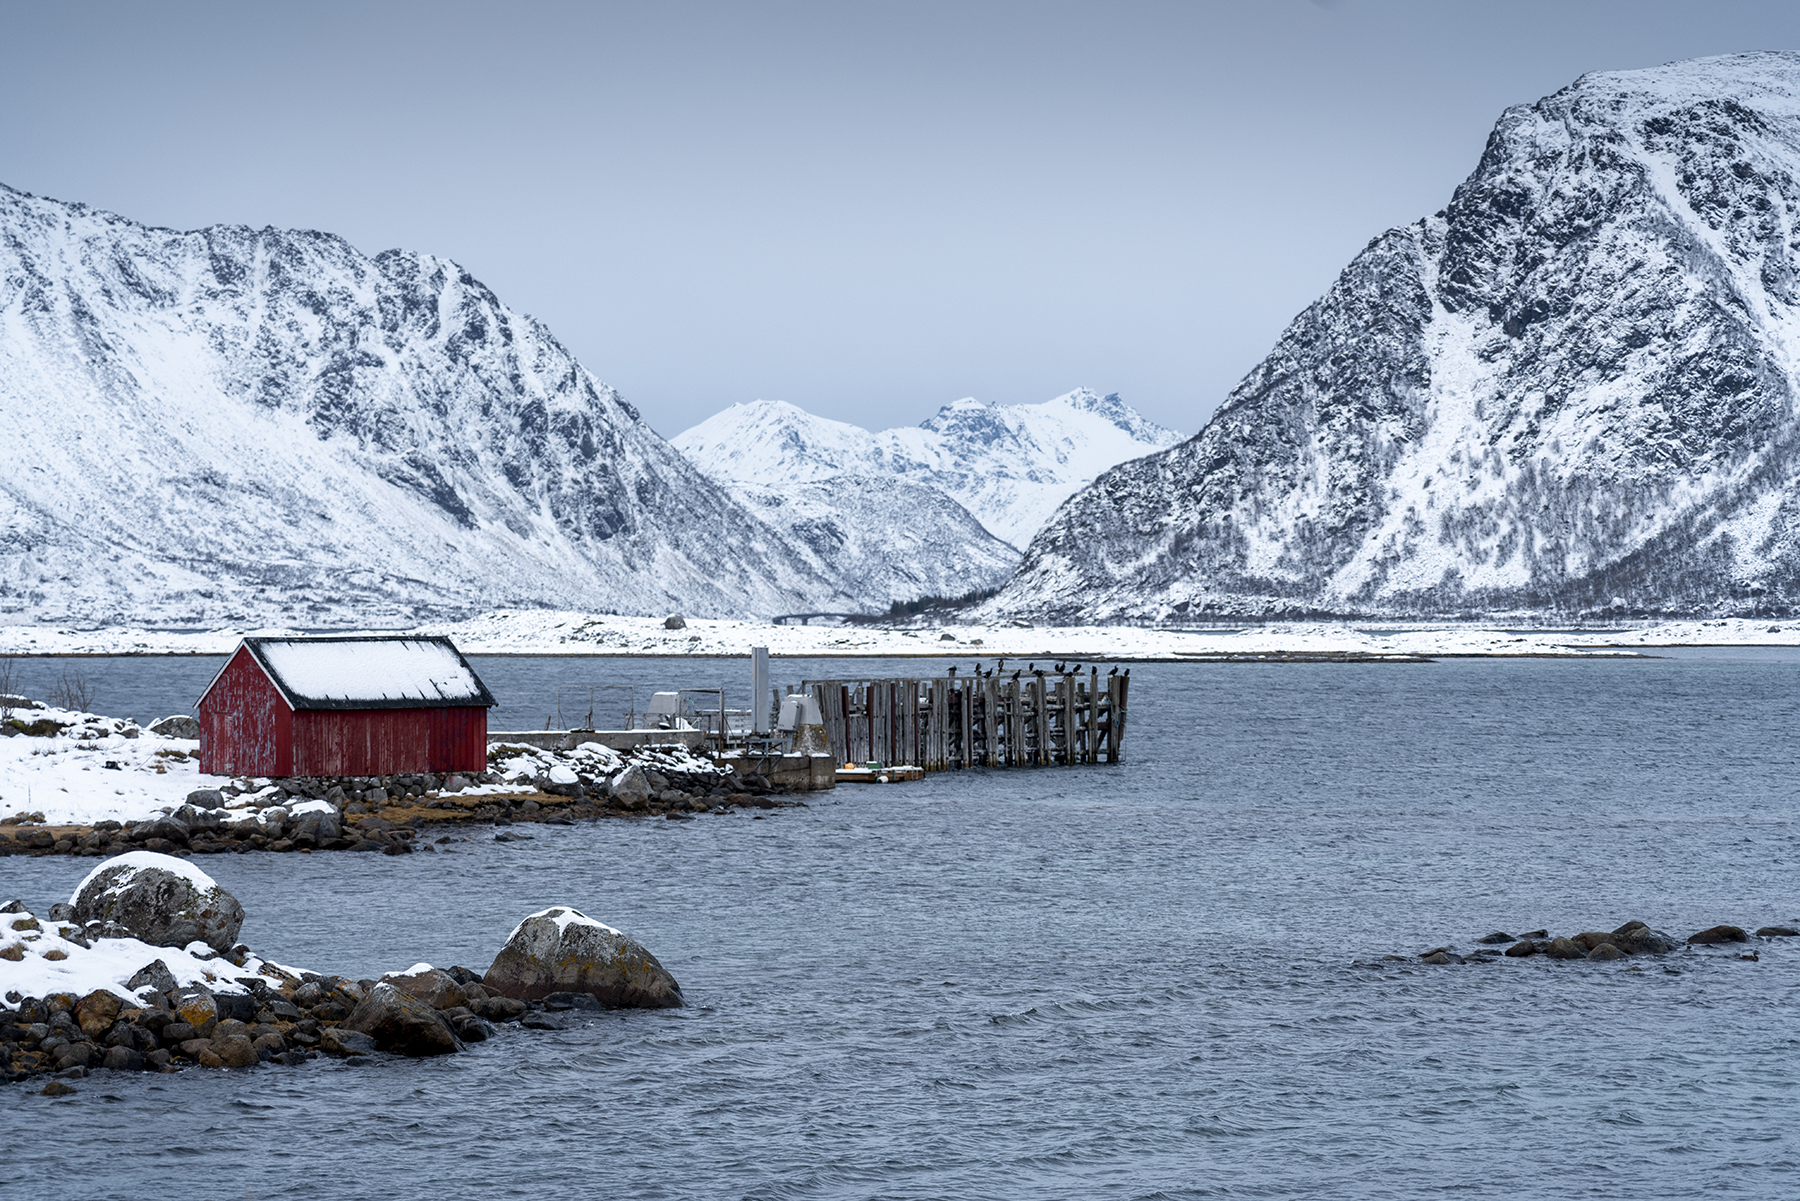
[1754,926,1799,938]
[175,993,219,1036]
[196,1047,226,1068]
[1475,931,1513,945]
[102,1045,146,1071]
[211,1034,259,1067]
[74,990,122,1038]
[40,1080,77,1096]
[473,996,528,1022]
[318,1027,377,1057]
[1420,952,1455,965]
[1544,937,1585,960]
[1586,943,1627,961]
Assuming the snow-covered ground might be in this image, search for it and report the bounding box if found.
[0,704,228,827]
[5,611,1799,661]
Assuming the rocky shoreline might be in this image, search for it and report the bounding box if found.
[1,730,804,860]
[1370,919,1798,968]
[4,853,684,1093]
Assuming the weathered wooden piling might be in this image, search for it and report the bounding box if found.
[799,669,1129,771]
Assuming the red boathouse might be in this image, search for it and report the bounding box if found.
[197,636,496,778]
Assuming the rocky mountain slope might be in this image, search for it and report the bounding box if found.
[991,52,1800,621]
[0,183,854,626]
[672,390,1182,550]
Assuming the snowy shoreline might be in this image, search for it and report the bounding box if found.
[4,610,1800,661]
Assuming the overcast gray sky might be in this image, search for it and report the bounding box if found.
[4,1,1799,438]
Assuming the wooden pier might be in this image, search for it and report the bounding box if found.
[799,668,1129,771]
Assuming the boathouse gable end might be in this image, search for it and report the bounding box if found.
[197,644,292,777]
[196,636,495,778]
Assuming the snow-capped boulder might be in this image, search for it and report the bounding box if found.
[151,716,201,740]
[483,906,682,1008]
[69,851,245,952]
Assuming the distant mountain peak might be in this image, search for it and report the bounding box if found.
[674,390,1182,549]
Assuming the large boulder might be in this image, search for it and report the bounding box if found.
[483,906,682,1008]
[341,983,461,1056]
[70,852,244,952]
[610,766,651,810]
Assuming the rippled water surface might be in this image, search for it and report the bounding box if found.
[5,654,1798,1199]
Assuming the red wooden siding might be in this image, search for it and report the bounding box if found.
[200,646,489,777]
[290,707,488,776]
[198,646,293,776]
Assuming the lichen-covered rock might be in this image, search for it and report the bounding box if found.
[341,983,461,1056]
[69,852,244,952]
[483,906,682,1008]
[380,964,469,1011]
[73,990,121,1039]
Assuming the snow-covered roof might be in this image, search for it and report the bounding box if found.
[201,636,495,711]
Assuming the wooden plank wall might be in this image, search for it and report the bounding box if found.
[804,668,1129,772]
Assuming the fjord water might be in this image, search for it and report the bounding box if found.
[5,654,1797,1199]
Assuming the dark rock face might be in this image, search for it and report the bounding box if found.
[70,853,245,952]
[994,53,1800,621]
[1688,924,1750,945]
[483,906,683,1008]
[341,983,461,1056]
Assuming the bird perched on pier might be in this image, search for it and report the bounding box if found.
[1011,670,1022,681]
[1108,667,1118,676]
[1054,662,1065,674]
[947,666,957,677]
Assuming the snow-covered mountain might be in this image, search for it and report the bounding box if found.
[730,475,1020,607]
[991,52,1800,621]
[672,390,1183,550]
[0,183,852,626]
